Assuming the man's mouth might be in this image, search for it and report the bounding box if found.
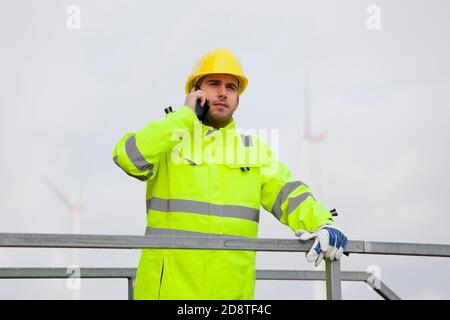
[213,102,228,108]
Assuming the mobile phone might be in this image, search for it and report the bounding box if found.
[195,85,210,121]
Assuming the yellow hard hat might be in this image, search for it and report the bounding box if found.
[185,48,248,96]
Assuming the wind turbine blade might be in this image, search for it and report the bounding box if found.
[43,176,74,212]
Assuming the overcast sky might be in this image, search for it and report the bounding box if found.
[1,0,449,299]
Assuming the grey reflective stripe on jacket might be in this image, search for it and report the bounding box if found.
[112,134,154,181]
[113,156,153,181]
[125,134,154,172]
[288,192,315,215]
[146,197,260,223]
[145,227,247,238]
[271,181,312,220]
[240,134,253,147]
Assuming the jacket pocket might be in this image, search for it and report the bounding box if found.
[221,162,262,206]
[167,155,210,198]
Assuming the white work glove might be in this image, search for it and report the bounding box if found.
[295,225,348,267]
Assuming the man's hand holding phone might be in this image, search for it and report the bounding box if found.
[184,86,210,121]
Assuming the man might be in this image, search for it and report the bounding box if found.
[112,48,348,300]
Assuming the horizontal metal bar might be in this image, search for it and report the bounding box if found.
[256,270,400,300]
[0,267,393,284]
[0,267,401,300]
[0,268,368,281]
[0,233,449,257]
[0,268,136,279]
[0,233,318,252]
[256,270,366,281]
[257,269,325,281]
[361,241,450,257]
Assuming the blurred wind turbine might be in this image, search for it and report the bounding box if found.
[43,176,83,300]
[303,67,325,142]
[302,14,327,297]
[302,67,327,299]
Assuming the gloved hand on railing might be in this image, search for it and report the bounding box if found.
[295,225,348,267]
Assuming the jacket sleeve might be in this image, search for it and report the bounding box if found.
[112,106,198,181]
[259,140,334,232]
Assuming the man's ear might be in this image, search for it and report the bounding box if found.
[235,95,240,110]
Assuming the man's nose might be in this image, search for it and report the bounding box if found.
[218,84,227,98]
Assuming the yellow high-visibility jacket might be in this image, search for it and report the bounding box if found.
[112,106,334,299]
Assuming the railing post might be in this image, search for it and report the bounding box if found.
[325,258,342,300]
[128,277,135,300]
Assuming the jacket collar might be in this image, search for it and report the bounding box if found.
[202,117,236,136]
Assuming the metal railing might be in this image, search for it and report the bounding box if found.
[1,232,449,300]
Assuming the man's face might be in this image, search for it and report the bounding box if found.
[197,73,240,124]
